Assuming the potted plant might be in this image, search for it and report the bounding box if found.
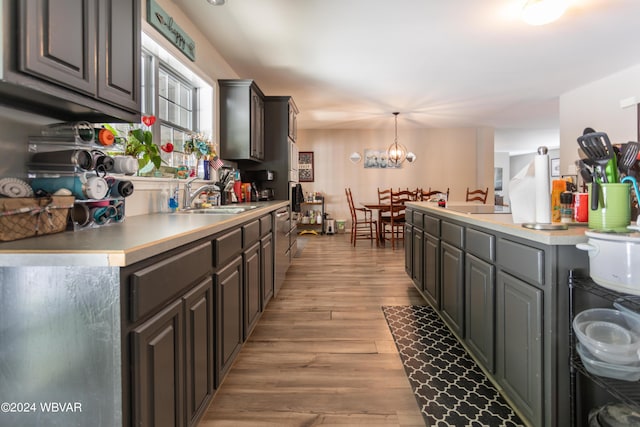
[105,116,164,172]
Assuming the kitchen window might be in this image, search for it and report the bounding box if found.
[140,33,214,169]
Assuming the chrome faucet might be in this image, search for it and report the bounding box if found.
[183,177,221,209]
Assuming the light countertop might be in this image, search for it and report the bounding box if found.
[0,201,289,267]
[407,202,589,246]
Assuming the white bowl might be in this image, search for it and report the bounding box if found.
[576,342,640,382]
[573,308,640,365]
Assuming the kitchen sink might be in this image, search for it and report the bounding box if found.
[176,205,259,214]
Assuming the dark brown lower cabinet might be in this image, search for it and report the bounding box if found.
[261,234,274,308]
[465,254,495,372]
[215,256,243,384]
[244,241,262,340]
[440,241,464,337]
[496,270,543,427]
[184,278,214,425]
[132,299,184,427]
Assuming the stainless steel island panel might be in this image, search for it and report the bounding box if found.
[0,266,121,427]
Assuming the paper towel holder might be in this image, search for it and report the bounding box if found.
[522,222,568,230]
[521,145,569,230]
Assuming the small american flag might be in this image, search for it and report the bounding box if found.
[211,155,224,170]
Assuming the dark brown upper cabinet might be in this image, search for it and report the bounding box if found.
[0,0,140,122]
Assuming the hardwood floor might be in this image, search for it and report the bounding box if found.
[199,232,427,426]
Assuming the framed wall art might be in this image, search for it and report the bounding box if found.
[551,158,560,177]
[363,149,401,169]
[299,151,314,182]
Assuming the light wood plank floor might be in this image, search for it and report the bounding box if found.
[199,232,427,426]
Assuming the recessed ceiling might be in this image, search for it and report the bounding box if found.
[174,0,640,131]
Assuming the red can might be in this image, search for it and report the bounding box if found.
[574,192,589,222]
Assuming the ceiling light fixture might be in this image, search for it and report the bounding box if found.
[207,0,226,5]
[521,0,568,26]
[387,112,408,166]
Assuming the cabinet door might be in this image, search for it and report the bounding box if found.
[132,299,184,427]
[261,234,274,308]
[288,99,297,142]
[183,278,214,426]
[215,256,243,384]
[244,241,261,340]
[20,0,97,95]
[423,233,440,309]
[496,271,543,427]
[411,227,423,288]
[441,241,464,336]
[250,87,264,160]
[465,254,495,372]
[404,224,412,276]
[97,0,140,111]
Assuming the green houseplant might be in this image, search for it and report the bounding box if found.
[124,127,163,170]
[105,116,163,171]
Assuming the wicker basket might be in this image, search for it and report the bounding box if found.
[0,196,74,242]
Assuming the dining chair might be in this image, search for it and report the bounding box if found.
[345,188,379,247]
[466,187,489,204]
[377,188,392,239]
[418,187,450,201]
[384,189,413,249]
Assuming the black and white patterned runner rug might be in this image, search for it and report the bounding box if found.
[382,305,524,427]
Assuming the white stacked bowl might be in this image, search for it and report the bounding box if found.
[573,308,640,365]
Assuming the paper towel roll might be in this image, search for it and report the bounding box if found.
[534,148,551,224]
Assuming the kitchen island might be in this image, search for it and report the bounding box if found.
[0,201,288,427]
[404,202,589,427]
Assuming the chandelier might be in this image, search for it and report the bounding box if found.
[387,112,408,166]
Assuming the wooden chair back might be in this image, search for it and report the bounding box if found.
[418,187,450,201]
[377,188,391,205]
[466,187,489,204]
[390,189,413,216]
[344,188,378,247]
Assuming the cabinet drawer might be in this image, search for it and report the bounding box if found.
[130,242,212,322]
[441,221,464,248]
[243,220,260,246]
[497,239,544,286]
[412,211,424,229]
[466,228,495,262]
[425,215,440,236]
[260,214,272,236]
[214,228,242,268]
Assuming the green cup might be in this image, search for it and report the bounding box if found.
[588,183,631,231]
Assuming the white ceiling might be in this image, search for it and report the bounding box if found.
[173,0,640,133]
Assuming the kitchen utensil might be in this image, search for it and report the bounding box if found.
[578,132,616,209]
[579,132,617,182]
[619,141,640,176]
[576,159,593,186]
[573,308,640,364]
[577,229,640,295]
[621,176,639,202]
[576,342,640,382]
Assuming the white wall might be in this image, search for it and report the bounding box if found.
[560,64,640,176]
[297,127,494,223]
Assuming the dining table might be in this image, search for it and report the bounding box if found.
[361,202,391,245]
